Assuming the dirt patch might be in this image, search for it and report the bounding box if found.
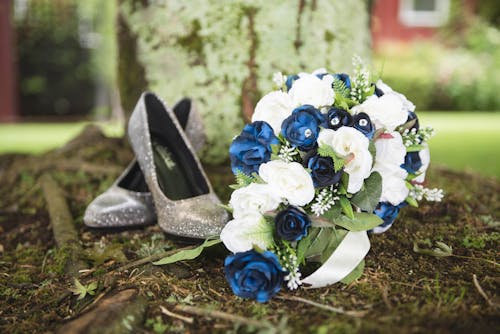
[0,127,498,333]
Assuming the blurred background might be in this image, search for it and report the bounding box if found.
[0,0,498,178]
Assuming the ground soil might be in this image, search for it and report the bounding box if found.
[0,126,498,333]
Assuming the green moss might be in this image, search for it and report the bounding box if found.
[44,246,72,276]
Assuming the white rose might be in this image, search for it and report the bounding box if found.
[311,68,328,76]
[376,79,415,113]
[379,174,409,205]
[372,132,409,205]
[220,213,273,253]
[259,160,315,206]
[414,145,430,183]
[229,183,281,219]
[373,132,407,169]
[252,91,294,135]
[317,128,372,194]
[352,94,407,131]
[375,79,393,94]
[288,73,335,108]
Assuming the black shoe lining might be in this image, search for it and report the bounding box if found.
[117,96,194,194]
[173,98,191,129]
[145,93,209,200]
[117,161,149,192]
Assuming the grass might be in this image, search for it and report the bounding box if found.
[419,112,500,179]
[0,112,498,178]
[0,122,123,155]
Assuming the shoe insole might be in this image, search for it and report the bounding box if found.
[152,138,197,200]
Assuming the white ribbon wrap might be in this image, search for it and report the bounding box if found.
[301,231,370,288]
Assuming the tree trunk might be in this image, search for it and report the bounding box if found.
[117,1,371,163]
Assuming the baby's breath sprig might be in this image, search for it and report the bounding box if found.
[402,126,435,147]
[350,55,372,103]
[273,241,302,290]
[409,184,444,202]
[272,71,287,91]
[278,141,300,163]
[310,186,340,216]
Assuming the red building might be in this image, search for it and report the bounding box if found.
[371,0,476,49]
[0,0,17,122]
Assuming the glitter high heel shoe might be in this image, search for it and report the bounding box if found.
[128,92,228,238]
[84,98,206,228]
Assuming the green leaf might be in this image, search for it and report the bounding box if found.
[317,145,345,172]
[72,278,87,300]
[320,228,348,263]
[219,204,234,213]
[271,143,281,155]
[340,259,365,284]
[413,241,453,258]
[321,205,342,222]
[406,144,425,152]
[368,141,376,160]
[303,228,335,262]
[231,170,255,189]
[70,278,97,300]
[340,173,349,195]
[333,77,350,99]
[362,85,375,100]
[406,196,419,207]
[398,118,417,133]
[339,196,354,219]
[86,282,98,296]
[350,172,382,212]
[153,239,221,265]
[296,227,320,264]
[335,212,383,232]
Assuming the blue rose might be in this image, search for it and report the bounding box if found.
[224,250,286,303]
[374,83,384,97]
[327,107,352,130]
[285,74,299,90]
[372,202,407,233]
[305,153,343,187]
[352,112,375,139]
[275,206,311,241]
[281,105,325,151]
[401,152,422,174]
[229,121,279,175]
[333,73,351,89]
[315,73,351,89]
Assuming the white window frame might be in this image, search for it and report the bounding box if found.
[399,0,450,27]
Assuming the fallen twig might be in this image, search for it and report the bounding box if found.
[174,304,274,329]
[472,274,494,307]
[379,283,393,310]
[160,305,194,324]
[276,295,367,317]
[453,255,499,267]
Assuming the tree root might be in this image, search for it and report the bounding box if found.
[57,289,147,334]
[40,173,87,276]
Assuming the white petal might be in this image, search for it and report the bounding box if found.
[220,214,274,253]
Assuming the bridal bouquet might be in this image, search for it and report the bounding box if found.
[222,57,443,302]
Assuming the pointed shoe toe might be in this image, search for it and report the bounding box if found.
[128,92,228,239]
[84,160,155,227]
[84,187,155,227]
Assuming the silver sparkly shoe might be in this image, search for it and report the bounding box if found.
[84,98,206,228]
[128,92,228,238]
